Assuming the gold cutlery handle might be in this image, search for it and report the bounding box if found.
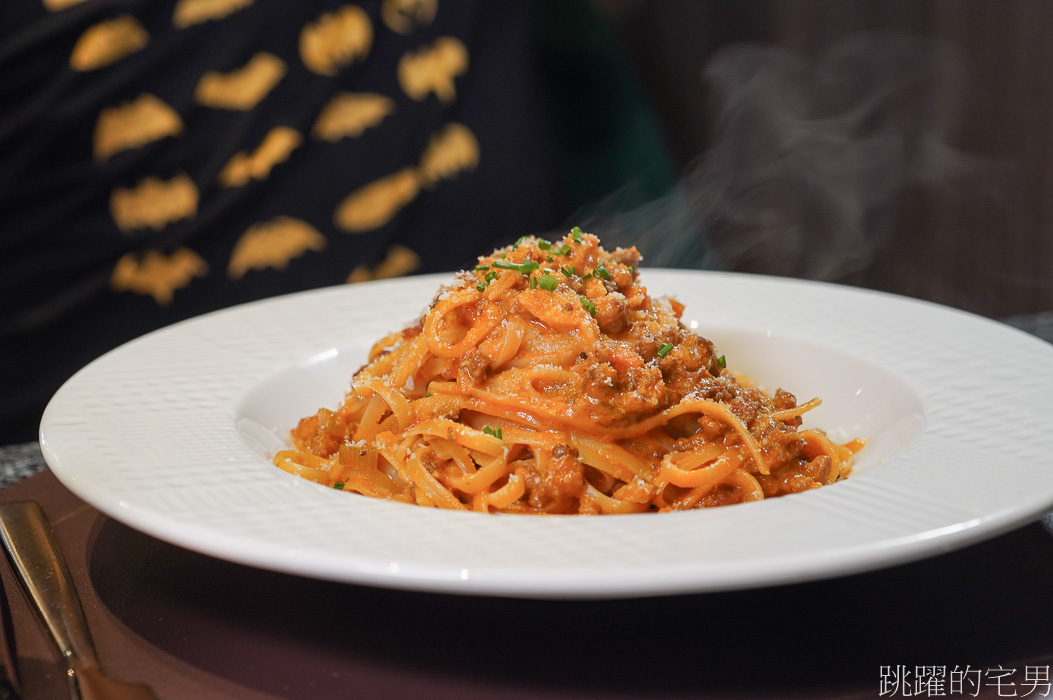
[0,501,98,674]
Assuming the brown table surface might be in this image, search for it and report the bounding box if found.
[0,469,1051,699]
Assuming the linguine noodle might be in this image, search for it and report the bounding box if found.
[275,230,861,514]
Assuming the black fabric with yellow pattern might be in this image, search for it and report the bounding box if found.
[0,0,580,443]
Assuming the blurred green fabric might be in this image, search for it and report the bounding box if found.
[532,0,679,213]
[532,0,710,270]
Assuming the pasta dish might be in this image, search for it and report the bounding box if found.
[275,229,860,514]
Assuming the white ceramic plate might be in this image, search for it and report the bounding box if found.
[39,271,1053,599]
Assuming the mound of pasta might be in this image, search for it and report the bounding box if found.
[275,229,859,514]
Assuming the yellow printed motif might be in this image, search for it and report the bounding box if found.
[111,248,208,305]
[228,217,327,278]
[418,122,479,187]
[173,0,254,28]
[195,53,286,110]
[219,126,302,187]
[335,168,420,233]
[300,5,373,76]
[335,123,478,232]
[43,0,89,10]
[398,36,467,103]
[94,94,183,161]
[312,93,395,141]
[381,0,437,35]
[70,16,149,72]
[110,174,199,233]
[347,244,421,283]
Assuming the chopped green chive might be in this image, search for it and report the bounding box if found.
[476,269,499,292]
[571,226,583,242]
[717,355,727,368]
[422,392,432,398]
[553,244,572,256]
[333,482,345,490]
[474,264,490,271]
[513,235,529,249]
[593,264,612,280]
[482,426,503,439]
[538,239,552,251]
[538,274,558,291]
[561,265,576,277]
[530,276,537,289]
[492,260,540,275]
[657,343,674,357]
[578,295,596,316]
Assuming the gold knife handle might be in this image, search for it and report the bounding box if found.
[0,501,99,675]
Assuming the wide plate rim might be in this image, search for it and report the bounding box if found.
[39,269,1053,598]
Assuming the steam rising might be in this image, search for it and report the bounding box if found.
[580,33,984,281]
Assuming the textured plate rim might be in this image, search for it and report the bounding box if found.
[39,270,1053,599]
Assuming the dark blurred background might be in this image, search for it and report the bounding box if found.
[584,0,1053,320]
[3,0,1051,443]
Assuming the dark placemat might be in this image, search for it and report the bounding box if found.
[0,444,45,491]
